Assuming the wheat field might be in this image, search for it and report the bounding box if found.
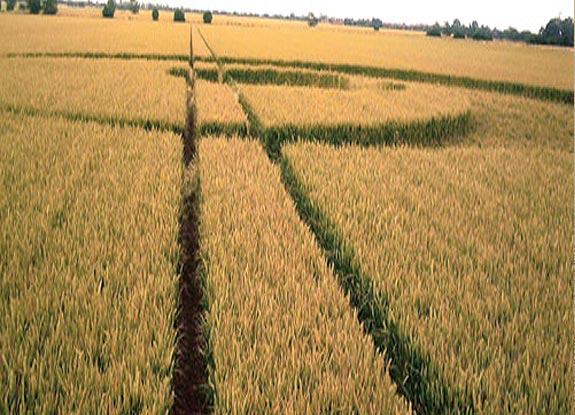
[0,8,573,415]
[283,142,573,414]
[0,112,181,414]
[194,80,247,126]
[196,137,411,415]
[238,80,471,127]
[199,23,574,90]
[0,57,186,128]
[0,13,194,56]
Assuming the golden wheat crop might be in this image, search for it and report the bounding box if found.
[191,25,211,58]
[195,136,411,415]
[0,57,185,127]
[0,13,194,56]
[193,60,218,71]
[463,89,573,151]
[283,141,573,414]
[194,80,247,126]
[238,79,470,127]
[199,23,573,90]
[0,112,181,414]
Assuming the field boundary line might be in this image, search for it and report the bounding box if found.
[198,121,249,138]
[279,154,476,415]
[5,52,190,62]
[0,103,185,135]
[193,55,574,104]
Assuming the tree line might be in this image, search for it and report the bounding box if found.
[425,17,573,47]
[2,1,573,48]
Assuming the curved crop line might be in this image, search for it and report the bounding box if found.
[194,55,574,105]
[262,111,475,160]
[230,88,475,160]
[6,50,570,104]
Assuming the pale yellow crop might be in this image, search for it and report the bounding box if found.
[196,137,411,415]
[0,57,186,126]
[284,141,573,414]
[200,22,573,90]
[0,112,181,414]
[195,80,247,126]
[239,79,470,126]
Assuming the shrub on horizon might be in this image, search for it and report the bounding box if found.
[43,0,57,15]
[173,8,185,22]
[102,0,115,18]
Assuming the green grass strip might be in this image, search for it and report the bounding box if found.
[6,52,190,62]
[279,154,475,415]
[0,103,185,136]
[212,56,573,104]
[236,91,265,138]
[168,66,192,83]
[195,68,220,83]
[261,112,473,160]
[223,68,349,89]
[198,122,249,138]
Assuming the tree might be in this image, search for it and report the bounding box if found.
[129,0,139,14]
[42,0,57,14]
[472,25,493,41]
[372,18,382,31]
[426,22,442,37]
[7,0,16,10]
[152,7,158,21]
[452,18,462,30]
[561,18,574,46]
[308,12,318,27]
[27,0,41,13]
[101,0,115,18]
[173,8,185,22]
[538,17,574,46]
[541,18,562,38]
[203,10,212,23]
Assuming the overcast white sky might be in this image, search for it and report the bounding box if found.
[169,0,573,32]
